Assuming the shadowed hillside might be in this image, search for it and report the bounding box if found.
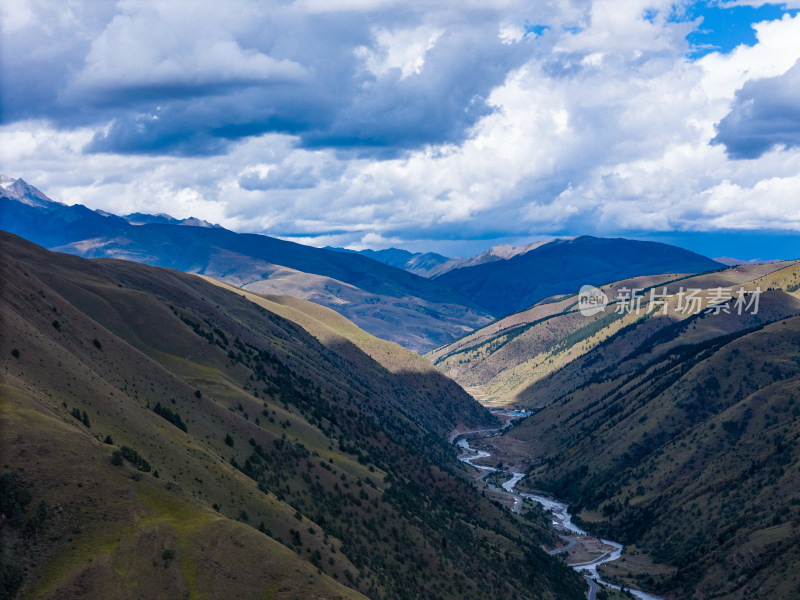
[198,277,496,439]
[433,236,723,316]
[0,232,584,600]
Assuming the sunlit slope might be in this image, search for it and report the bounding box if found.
[0,385,366,600]
[205,256,493,353]
[429,261,799,406]
[0,232,583,600]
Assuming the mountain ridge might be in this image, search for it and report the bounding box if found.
[428,261,799,406]
[329,239,555,279]
[1,176,730,353]
[0,176,492,352]
[433,235,725,316]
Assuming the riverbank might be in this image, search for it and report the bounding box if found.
[455,431,664,600]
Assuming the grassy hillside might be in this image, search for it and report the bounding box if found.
[0,232,583,600]
[61,227,495,354]
[0,383,365,600]
[462,266,800,599]
[429,262,797,406]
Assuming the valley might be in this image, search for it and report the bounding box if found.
[456,427,661,600]
[2,179,800,600]
[436,266,800,599]
[5,3,800,599]
[0,232,585,600]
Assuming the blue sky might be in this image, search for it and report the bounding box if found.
[683,1,799,56]
[1,0,800,259]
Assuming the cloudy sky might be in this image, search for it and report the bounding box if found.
[2,0,800,257]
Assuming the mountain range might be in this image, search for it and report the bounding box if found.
[432,236,724,316]
[428,262,800,405]
[337,239,725,317]
[4,174,800,600]
[330,240,552,279]
[2,176,726,352]
[0,177,491,353]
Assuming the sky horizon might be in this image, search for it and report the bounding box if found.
[6,171,800,260]
[2,0,800,259]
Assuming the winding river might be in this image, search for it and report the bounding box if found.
[455,434,663,600]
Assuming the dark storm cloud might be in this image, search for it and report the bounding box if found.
[712,59,800,159]
[82,85,332,156]
[1,1,535,157]
[301,25,529,152]
[0,2,115,125]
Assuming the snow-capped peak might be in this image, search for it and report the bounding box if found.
[0,175,61,208]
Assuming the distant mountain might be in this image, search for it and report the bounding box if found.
[1,174,60,208]
[433,236,725,316]
[124,211,222,228]
[0,176,725,351]
[458,240,553,266]
[0,231,584,600]
[363,248,445,271]
[331,240,554,278]
[0,177,491,352]
[328,247,456,277]
[714,255,782,266]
